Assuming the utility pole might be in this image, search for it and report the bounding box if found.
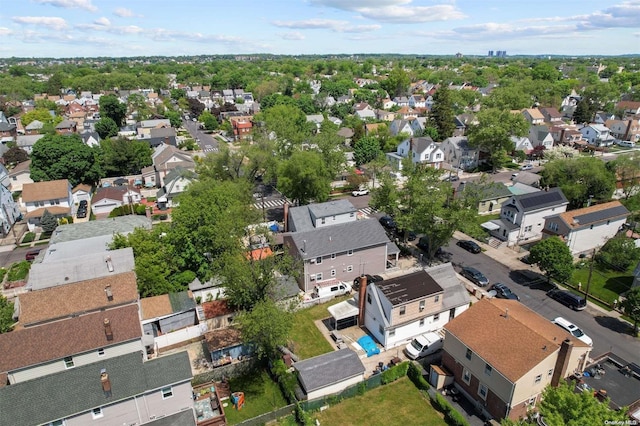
[584,248,597,298]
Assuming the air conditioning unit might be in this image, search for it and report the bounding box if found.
[310,275,315,281]
[310,259,316,264]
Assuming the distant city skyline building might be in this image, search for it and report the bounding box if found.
[488,50,507,58]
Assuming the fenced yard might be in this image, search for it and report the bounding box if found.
[224,369,289,425]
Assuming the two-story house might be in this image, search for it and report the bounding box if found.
[548,123,583,145]
[0,111,17,143]
[580,124,615,146]
[606,119,640,143]
[389,119,414,137]
[616,100,640,118]
[21,179,73,231]
[0,180,21,237]
[142,144,196,189]
[542,201,629,255]
[442,298,592,422]
[283,199,397,293]
[521,108,545,125]
[230,116,253,140]
[409,94,426,109]
[486,187,569,246]
[353,103,376,120]
[156,167,197,208]
[358,263,470,348]
[440,136,479,171]
[7,160,33,192]
[137,119,172,139]
[386,137,444,170]
[55,119,78,135]
[528,125,554,149]
[539,107,563,124]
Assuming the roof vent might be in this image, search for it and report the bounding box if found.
[105,256,114,273]
[104,318,113,341]
[100,369,112,397]
[105,286,113,302]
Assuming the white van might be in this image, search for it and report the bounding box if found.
[404,332,444,359]
[313,281,352,299]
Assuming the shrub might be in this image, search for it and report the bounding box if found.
[22,232,35,243]
[381,361,409,384]
[445,407,470,426]
[271,359,297,404]
[407,362,430,390]
[7,261,30,282]
[0,268,7,282]
[430,391,449,412]
[294,403,314,426]
[134,204,147,215]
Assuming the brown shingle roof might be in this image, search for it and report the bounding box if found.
[91,186,140,204]
[0,304,142,373]
[557,200,629,230]
[72,183,92,194]
[8,160,31,177]
[444,299,589,382]
[140,294,172,320]
[22,179,70,202]
[202,300,234,319]
[204,328,242,351]
[17,272,139,327]
[24,206,70,219]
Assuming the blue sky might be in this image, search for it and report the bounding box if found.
[0,0,639,58]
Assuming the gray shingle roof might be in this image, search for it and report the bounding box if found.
[0,351,192,426]
[50,216,151,244]
[288,218,390,259]
[288,199,357,232]
[295,349,365,393]
[424,263,471,310]
[147,410,196,426]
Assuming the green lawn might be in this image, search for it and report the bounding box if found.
[458,213,500,241]
[224,369,289,425]
[313,377,447,426]
[289,296,350,359]
[570,264,634,304]
[7,261,31,282]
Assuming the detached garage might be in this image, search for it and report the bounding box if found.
[295,348,366,400]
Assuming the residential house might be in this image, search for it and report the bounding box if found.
[353,103,376,120]
[0,182,20,237]
[202,299,235,330]
[142,144,196,188]
[393,96,410,107]
[521,108,545,125]
[453,114,477,137]
[21,179,73,231]
[511,173,542,189]
[616,101,640,118]
[539,107,563,124]
[441,298,592,421]
[511,136,533,153]
[389,119,414,137]
[486,187,569,246]
[410,117,427,135]
[396,106,419,120]
[376,109,396,122]
[204,327,253,368]
[594,112,616,125]
[457,182,513,215]
[295,349,366,400]
[606,119,640,143]
[156,167,197,208]
[91,186,142,217]
[81,131,100,147]
[549,123,583,145]
[0,351,194,426]
[137,119,172,139]
[528,125,555,149]
[441,136,479,170]
[230,116,253,140]
[0,111,17,143]
[188,277,225,304]
[359,263,470,348]
[336,127,354,145]
[381,98,395,109]
[580,124,615,146]
[72,183,92,206]
[387,137,444,170]
[283,199,397,293]
[140,291,198,339]
[24,119,44,135]
[8,160,33,192]
[55,119,77,134]
[16,134,44,154]
[306,114,324,132]
[409,94,426,109]
[542,201,629,255]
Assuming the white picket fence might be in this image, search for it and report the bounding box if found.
[155,323,208,349]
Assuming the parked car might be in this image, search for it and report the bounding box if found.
[546,289,587,311]
[456,240,481,254]
[379,216,396,230]
[490,283,520,301]
[520,164,534,171]
[404,332,444,359]
[25,249,41,261]
[460,266,489,287]
[396,229,417,241]
[77,209,87,219]
[352,188,369,197]
[616,140,636,148]
[353,274,384,289]
[79,200,88,207]
[312,281,352,299]
[553,317,593,345]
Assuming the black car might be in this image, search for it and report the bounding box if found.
[546,289,587,311]
[396,229,417,241]
[379,216,396,230]
[79,199,88,206]
[77,209,87,218]
[490,283,520,301]
[353,274,384,289]
[460,266,489,287]
[456,240,481,254]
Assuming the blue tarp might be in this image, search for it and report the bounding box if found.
[269,223,279,232]
[357,335,380,357]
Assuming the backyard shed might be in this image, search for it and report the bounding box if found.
[295,348,366,400]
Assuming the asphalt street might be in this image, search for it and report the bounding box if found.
[181,118,220,153]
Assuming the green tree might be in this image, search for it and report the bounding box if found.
[381,67,410,98]
[607,152,640,199]
[540,380,628,426]
[30,134,102,186]
[0,295,15,334]
[21,108,62,127]
[622,286,640,336]
[429,86,455,141]
[127,93,151,121]
[237,299,292,360]
[529,237,574,282]
[313,123,345,179]
[260,104,311,155]
[540,157,616,209]
[100,137,152,177]
[573,97,595,124]
[277,150,331,205]
[2,146,29,165]
[45,72,66,96]
[596,236,640,272]
[164,110,182,128]
[353,136,382,166]
[40,209,58,233]
[198,110,218,131]
[94,117,119,139]
[467,108,529,171]
[99,94,127,126]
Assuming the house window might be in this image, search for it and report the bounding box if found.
[465,348,472,360]
[485,364,492,376]
[316,256,322,264]
[379,325,384,335]
[548,369,553,377]
[419,318,425,326]
[535,374,542,384]
[347,265,353,272]
[161,386,173,399]
[321,218,325,224]
[316,273,323,281]
[64,356,74,369]
[399,306,406,315]
[367,294,371,304]
[347,249,353,256]
[331,269,336,277]
[548,222,558,232]
[419,300,425,311]
[389,329,395,337]
[525,225,532,232]
[350,212,354,217]
[462,369,471,385]
[434,295,439,303]
[91,407,103,419]
[331,253,336,260]
[528,397,537,407]
[478,383,488,400]
[49,421,65,426]
[433,313,440,321]
[97,348,105,357]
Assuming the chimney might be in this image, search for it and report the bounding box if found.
[358,275,368,326]
[409,137,414,153]
[283,203,289,232]
[104,318,113,341]
[551,338,574,386]
[100,369,112,397]
[105,286,113,302]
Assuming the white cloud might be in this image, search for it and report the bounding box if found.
[310,0,411,9]
[573,1,640,29]
[94,17,110,26]
[272,19,380,33]
[114,7,134,17]
[310,0,465,24]
[32,0,97,12]
[280,31,305,40]
[0,27,13,36]
[12,16,68,30]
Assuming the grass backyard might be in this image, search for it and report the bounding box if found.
[224,369,288,425]
[313,377,447,426]
[570,263,634,304]
[289,296,350,359]
[458,213,500,241]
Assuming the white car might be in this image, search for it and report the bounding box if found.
[352,188,369,196]
[553,317,593,346]
[616,140,636,148]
